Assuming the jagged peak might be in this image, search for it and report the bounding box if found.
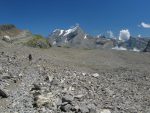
[51,24,85,37]
[63,25,81,36]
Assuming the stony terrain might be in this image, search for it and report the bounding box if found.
[0,43,150,113]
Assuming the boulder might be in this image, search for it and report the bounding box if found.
[2,35,11,43]
[1,73,12,79]
[0,89,8,98]
[30,84,41,91]
[33,92,57,108]
[62,94,74,104]
[92,73,100,78]
[100,109,111,113]
[60,104,73,112]
[79,104,89,113]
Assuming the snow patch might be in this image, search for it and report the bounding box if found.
[63,26,78,36]
[132,48,140,52]
[84,34,87,39]
[53,29,59,33]
[53,41,56,45]
[59,30,64,36]
[112,46,127,51]
[64,38,68,43]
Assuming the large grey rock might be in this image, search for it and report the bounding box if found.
[62,94,74,104]
[60,104,73,112]
[0,89,8,98]
[33,92,56,108]
[99,109,111,113]
[2,35,12,43]
[1,73,12,79]
[79,104,89,113]
[30,84,41,91]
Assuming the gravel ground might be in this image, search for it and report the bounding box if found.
[0,44,150,113]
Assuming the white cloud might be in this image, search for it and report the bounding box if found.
[119,29,130,41]
[138,34,141,37]
[140,22,150,28]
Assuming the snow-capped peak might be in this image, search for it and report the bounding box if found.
[53,29,64,36]
[63,26,79,36]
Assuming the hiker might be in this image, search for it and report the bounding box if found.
[29,54,32,61]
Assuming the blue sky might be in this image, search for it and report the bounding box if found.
[0,0,150,37]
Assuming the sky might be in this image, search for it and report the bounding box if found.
[0,0,150,37]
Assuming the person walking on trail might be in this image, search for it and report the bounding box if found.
[29,54,32,61]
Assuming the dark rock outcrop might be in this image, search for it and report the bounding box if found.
[119,36,149,50]
[0,89,8,98]
[143,40,150,52]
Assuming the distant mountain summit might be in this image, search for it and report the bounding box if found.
[48,25,115,48]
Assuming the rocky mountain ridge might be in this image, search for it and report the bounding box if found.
[48,25,150,51]
[0,24,150,52]
[48,25,115,49]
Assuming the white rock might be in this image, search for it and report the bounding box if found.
[48,75,54,82]
[92,73,100,77]
[74,94,84,98]
[100,109,111,113]
[19,72,23,77]
[36,92,56,107]
[2,35,11,42]
[69,86,75,91]
[82,72,87,76]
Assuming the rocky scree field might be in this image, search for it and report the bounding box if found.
[0,44,150,113]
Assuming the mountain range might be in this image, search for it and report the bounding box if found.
[48,25,115,49]
[48,25,150,51]
[0,24,150,52]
